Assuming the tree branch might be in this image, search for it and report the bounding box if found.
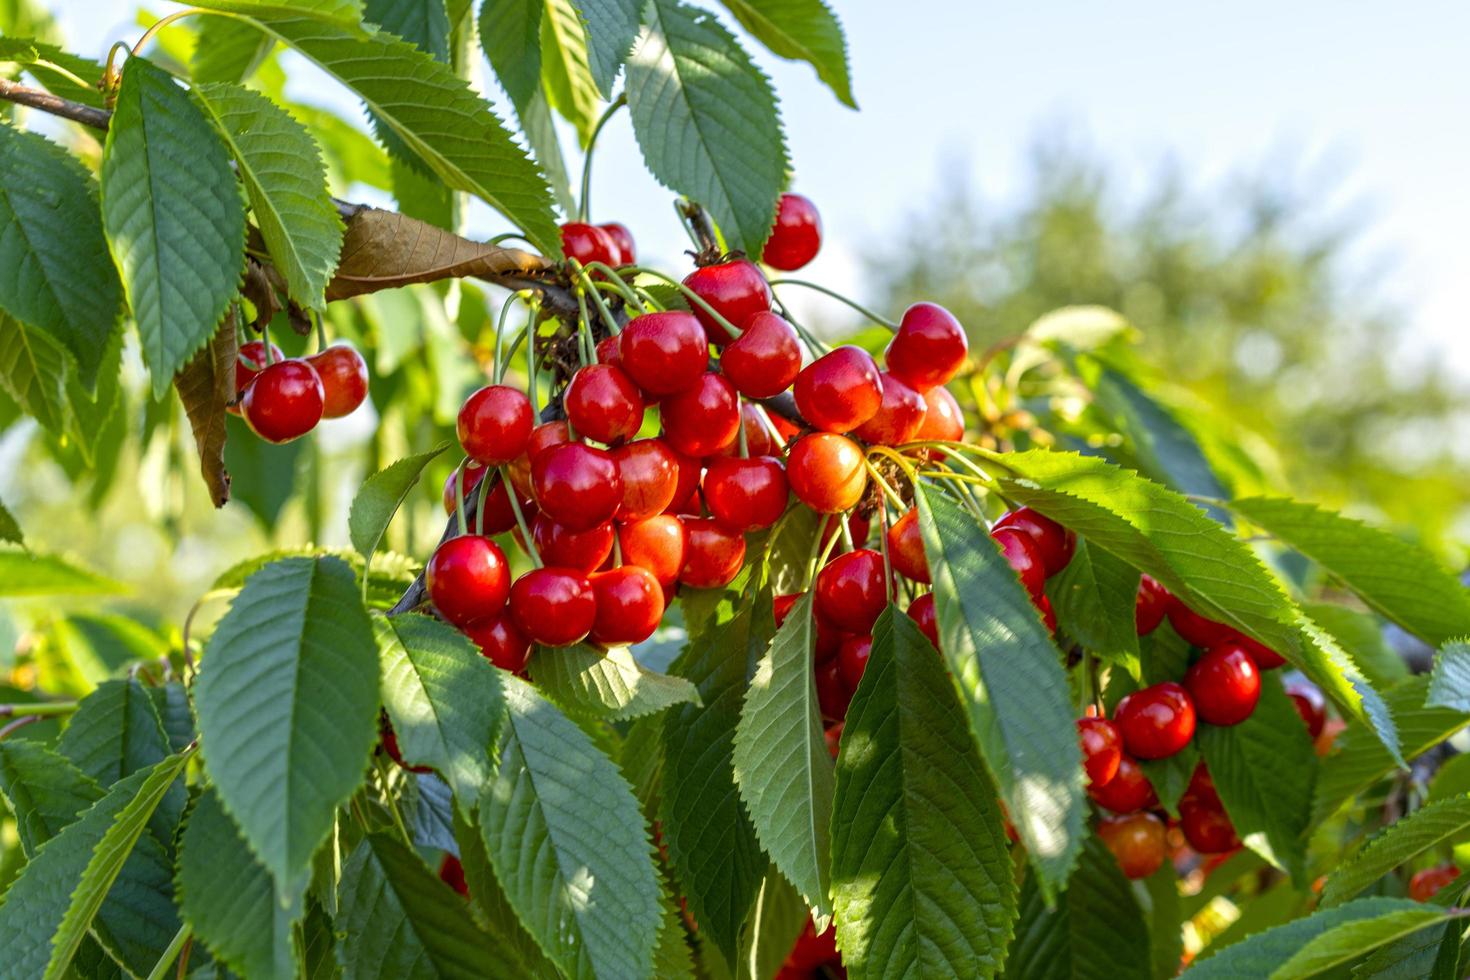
[0,78,111,129]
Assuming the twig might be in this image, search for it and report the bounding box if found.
[0,78,110,128]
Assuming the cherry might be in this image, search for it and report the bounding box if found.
[425,534,510,628]
[782,922,841,975]
[660,372,740,458]
[991,527,1047,601]
[761,193,822,272]
[824,722,843,760]
[853,372,927,446]
[886,508,929,583]
[1038,594,1057,635]
[618,515,687,587]
[1185,643,1261,726]
[560,222,617,268]
[682,258,772,346]
[589,565,665,646]
[774,590,847,661]
[443,460,485,515]
[1284,677,1327,737]
[679,518,746,589]
[1410,865,1461,902]
[307,344,369,418]
[464,611,532,673]
[720,311,802,398]
[793,346,883,433]
[836,634,872,690]
[1114,682,1197,759]
[381,717,432,774]
[993,507,1075,577]
[915,385,963,443]
[564,364,645,444]
[438,853,470,898]
[613,439,679,521]
[787,433,868,513]
[1167,604,1286,669]
[231,339,284,413]
[815,657,851,721]
[508,567,596,647]
[1186,762,1219,805]
[814,549,886,634]
[663,446,702,513]
[704,456,789,531]
[820,512,872,551]
[526,420,571,461]
[708,402,777,459]
[619,312,710,397]
[242,359,325,443]
[465,475,530,535]
[1077,717,1123,787]
[884,302,968,392]
[1179,795,1240,854]
[458,385,534,465]
[1098,812,1166,880]
[598,222,636,266]
[774,592,802,629]
[530,442,622,530]
[906,592,940,650]
[1135,574,1171,635]
[1087,754,1157,813]
[531,513,614,573]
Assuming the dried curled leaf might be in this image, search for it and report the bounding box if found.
[175,311,237,507]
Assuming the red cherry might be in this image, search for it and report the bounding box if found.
[824,722,843,760]
[815,657,852,721]
[618,515,687,587]
[381,717,432,774]
[1077,717,1123,787]
[619,312,710,397]
[993,507,1075,577]
[425,534,510,628]
[906,593,940,650]
[1179,795,1240,854]
[242,359,324,443]
[1098,812,1166,880]
[704,456,789,532]
[458,385,534,465]
[761,193,822,271]
[819,512,872,552]
[663,445,702,513]
[531,513,614,573]
[1186,762,1220,805]
[837,634,872,691]
[886,508,929,584]
[1410,865,1461,902]
[613,439,679,521]
[598,222,636,266]
[708,402,776,459]
[682,258,772,346]
[991,527,1046,601]
[596,333,622,367]
[852,372,926,446]
[526,420,571,461]
[231,339,284,413]
[530,442,622,530]
[1185,643,1261,726]
[464,611,532,673]
[560,222,617,268]
[787,433,868,513]
[306,344,369,418]
[1038,594,1057,635]
[457,474,531,535]
[679,518,747,589]
[815,549,887,634]
[793,346,883,433]
[443,460,485,515]
[884,302,968,392]
[1135,575,1171,635]
[1285,677,1327,738]
[508,567,596,647]
[1088,754,1157,813]
[773,592,848,663]
[660,372,740,458]
[720,311,802,398]
[782,922,841,974]
[589,565,665,646]
[564,364,645,444]
[1114,682,1197,759]
[1167,604,1285,669]
[438,853,469,897]
[915,385,963,443]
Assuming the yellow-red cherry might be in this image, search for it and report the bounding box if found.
[787,433,868,513]
[1098,812,1167,879]
[1077,717,1123,787]
[886,508,929,583]
[307,343,369,418]
[617,515,687,588]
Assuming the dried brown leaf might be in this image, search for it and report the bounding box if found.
[176,310,236,507]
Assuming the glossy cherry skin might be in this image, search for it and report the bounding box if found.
[560,222,618,268]
[682,258,772,346]
[530,442,622,531]
[660,372,740,458]
[1167,604,1287,670]
[1088,754,1158,813]
[565,364,645,444]
[1098,812,1167,880]
[994,507,1076,577]
[837,634,872,691]
[438,853,470,897]
[464,611,532,673]
[425,534,511,628]
[508,567,596,647]
[886,508,929,584]
[815,657,852,721]
[1410,865,1462,902]
[991,528,1047,601]
[1135,575,1171,635]
[589,565,665,646]
[1186,762,1220,805]
[679,518,747,589]
[1185,643,1261,726]
[598,222,636,266]
[884,302,968,392]
[231,340,284,413]
[793,346,884,433]
[906,592,940,650]
[1114,682,1197,759]
[709,402,777,459]
[1077,717,1123,787]
[853,372,927,446]
[619,312,710,396]
[787,433,868,513]
[915,385,964,446]
[242,359,325,443]
[613,439,679,521]
[1038,595,1057,635]
[443,460,485,514]
[458,385,534,465]
[761,193,822,271]
[448,471,529,535]
[307,344,369,418]
[1284,676,1327,737]
[663,446,702,513]
[1179,795,1240,854]
[596,333,622,367]
[824,722,843,760]
[618,515,687,588]
[527,420,571,460]
[704,456,789,531]
[815,549,886,634]
[531,514,614,573]
[720,311,802,398]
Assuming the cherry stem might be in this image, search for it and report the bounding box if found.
[766,278,900,331]
[497,325,527,385]
[492,291,523,381]
[622,266,742,340]
[806,513,846,588]
[1077,649,1094,714]
[574,290,596,366]
[453,458,471,537]
[876,495,894,603]
[489,232,538,250]
[0,716,42,741]
[671,200,705,250]
[572,262,623,335]
[474,466,493,537]
[737,399,749,458]
[313,310,327,353]
[260,323,276,365]
[526,313,541,412]
[501,466,541,568]
[145,924,191,980]
[372,753,414,848]
[750,402,785,449]
[582,261,648,312]
[577,94,627,223]
[0,699,78,719]
[132,8,200,61]
[769,292,831,357]
[863,460,907,510]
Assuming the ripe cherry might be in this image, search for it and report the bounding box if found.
[307,344,369,418]
[852,372,927,446]
[906,592,940,650]
[815,657,852,721]
[443,460,485,515]
[682,258,772,346]
[526,420,571,461]
[425,534,510,628]
[774,591,847,662]
[787,433,868,513]
[815,549,887,634]
[1179,795,1240,854]
[761,193,822,271]
[438,853,470,898]
[1077,717,1123,787]
[472,476,532,535]
[464,611,532,673]
[1167,604,1286,669]
[530,442,622,530]
[596,333,622,367]
[704,456,789,531]
[837,634,872,691]
[1186,762,1220,805]
[664,445,702,513]
[1098,812,1167,880]
[242,359,325,443]
[915,385,963,443]
[560,222,617,268]
[819,512,872,551]
[458,385,534,465]
[993,507,1076,577]
[531,514,614,573]
[598,222,636,266]
[1185,643,1261,726]
[824,722,843,760]
[884,302,968,392]
[618,515,687,587]
[793,346,883,433]
[1088,754,1157,814]
[619,312,710,397]
[589,565,665,646]
[991,527,1047,601]
[887,508,929,583]
[774,592,802,629]
[1285,676,1327,737]
[1410,865,1461,902]
[613,439,679,521]
[720,311,802,398]
[564,364,645,444]
[1135,575,1171,635]
[660,372,740,458]
[679,518,747,589]
[508,567,596,647]
[709,402,777,459]
[1038,594,1057,635]
[1114,682,1197,759]
[231,339,284,413]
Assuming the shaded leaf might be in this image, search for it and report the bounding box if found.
[348,444,447,564]
[541,0,602,142]
[190,14,276,83]
[0,740,103,856]
[223,412,303,528]
[174,310,236,507]
[452,809,563,977]
[1047,539,1140,677]
[1322,797,1470,907]
[0,36,106,106]
[530,643,701,721]
[364,0,450,62]
[1427,639,1470,713]
[1274,907,1462,979]
[717,0,853,106]
[0,497,20,546]
[739,865,808,980]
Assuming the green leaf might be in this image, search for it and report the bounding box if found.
[627,0,789,256]
[1141,863,1183,980]
[223,412,304,529]
[575,0,644,96]
[1139,741,1198,817]
[453,809,563,977]
[1351,919,1462,980]
[100,56,246,399]
[0,310,68,433]
[186,0,365,25]
[832,606,1016,978]
[192,82,345,311]
[717,0,854,107]
[364,0,450,62]
[195,556,380,900]
[0,121,121,389]
[1428,753,1470,804]
[1302,600,1409,690]
[374,611,505,811]
[57,678,172,789]
[1322,797,1470,907]
[480,674,661,979]
[0,740,103,856]
[541,0,602,143]
[1232,496,1470,648]
[530,643,701,720]
[1427,640,1470,713]
[0,548,125,596]
[732,590,834,919]
[348,445,448,565]
[52,612,167,688]
[1272,907,1463,979]
[190,14,276,83]
[0,37,106,106]
[1047,539,1141,677]
[914,483,1085,901]
[0,498,18,546]
[1003,835,1151,980]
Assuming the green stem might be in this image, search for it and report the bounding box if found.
[453,458,471,537]
[145,924,191,980]
[497,325,529,385]
[0,700,77,718]
[373,755,414,848]
[502,467,541,567]
[489,232,537,249]
[671,200,704,250]
[573,263,624,335]
[623,266,743,340]
[736,399,749,458]
[577,94,628,223]
[491,291,523,381]
[526,311,541,412]
[474,466,493,537]
[767,278,900,330]
[575,289,596,365]
[313,310,327,353]
[583,261,648,311]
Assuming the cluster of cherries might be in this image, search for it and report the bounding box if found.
[230,339,371,442]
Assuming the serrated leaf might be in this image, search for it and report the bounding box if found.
[541,0,602,143]
[174,309,236,507]
[0,120,121,389]
[1047,539,1140,677]
[1352,919,1462,980]
[717,0,853,107]
[411,772,459,854]
[0,497,20,547]
[364,0,450,62]
[374,611,505,811]
[832,606,1016,978]
[193,81,345,311]
[1139,741,1198,817]
[1427,640,1470,713]
[530,643,701,720]
[348,444,447,564]
[0,37,106,107]
[1273,907,1463,979]
[100,56,246,399]
[223,411,304,528]
[739,865,808,980]
[0,740,103,856]
[1303,600,1409,690]
[480,674,661,979]
[914,483,1085,901]
[452,808,563,977]
[0,311,70,438]
[191,14,276,83]
[1322,796,1470,907]
[186,0,365,25]
[1141,863,1183,980]
[0,549,124,595]
[627,0,789,256]
[196,556,380,900]
[575,0,643,96]
[148,681,195,754]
